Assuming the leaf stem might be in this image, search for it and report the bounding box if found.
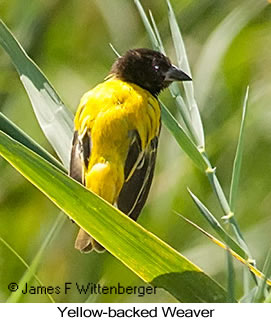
[201,150,253,260]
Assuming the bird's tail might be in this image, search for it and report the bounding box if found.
[75,228,105,253]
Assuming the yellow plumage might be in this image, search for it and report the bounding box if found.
[70,48,191,253]
[74,77,160,204]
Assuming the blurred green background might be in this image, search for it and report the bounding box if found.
[0,0,270,302]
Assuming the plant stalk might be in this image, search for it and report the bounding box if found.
[201,150,253,261]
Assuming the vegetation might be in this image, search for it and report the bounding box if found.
[0,0,270,303]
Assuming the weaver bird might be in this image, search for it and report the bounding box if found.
[70,48,191,253]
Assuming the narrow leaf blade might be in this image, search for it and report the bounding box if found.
[0,131,228,303]
[177,212,271,287]
[188,189,247,259]
[148,10,165,54]
[0,113,66,172]
[167,0,205,148]
[146,8,199,145]
[133,0,159,51]
[161,102,206,171]
[0,19,73,168]
[229,87,249,211]
[134,1,205,156]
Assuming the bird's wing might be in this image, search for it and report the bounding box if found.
[69,129,92,185]
[116,130,158,221]
[70,121,159,223]
[70,128,105,252]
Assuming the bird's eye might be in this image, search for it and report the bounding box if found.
[154,65,159,71]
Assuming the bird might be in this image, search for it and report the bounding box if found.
[69,48,191,253]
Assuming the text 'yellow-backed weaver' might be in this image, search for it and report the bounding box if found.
[70,48,191,253]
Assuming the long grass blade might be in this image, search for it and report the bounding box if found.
[229,87,249,211]
[205,165,252,258]
[176,212,271,287]
[188,188,237,301]
[0,113,66,172]
[0,131,228,303]
[160,102,207,171]
[136,1,198,146]
[145,6,197,145]
[167,0,205,149]
[148,10,165,54]
[133,0,159,51]
[109,43,121,57]
[188,189,247,258]
[0,19,73,168]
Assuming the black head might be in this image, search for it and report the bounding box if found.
[110,48,191,96]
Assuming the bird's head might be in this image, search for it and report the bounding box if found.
[110,48,191,96]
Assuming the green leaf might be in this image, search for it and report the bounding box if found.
[177,212,271,288]
[135,0,204,150]
[148,10,165,54]
[145,6,198,146]
[205,164,252,259]
[0,113,66,173]
[167,0,205,149]
[188,189,247,259]
[0,131,228,303]
[229,87,249,212]
[160,102,207,171]
[109,43,121,57]
[168,85,192,138]
[6,213,65,303]
[0,19,73,168]
[133,0,160,51]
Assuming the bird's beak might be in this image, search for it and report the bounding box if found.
[165,65,192,82]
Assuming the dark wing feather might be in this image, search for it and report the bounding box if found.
[117,133,158,221]
[70,128,158,222]
[69,131,83,183]
[70,130,103,252]
[69,130,92,185]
